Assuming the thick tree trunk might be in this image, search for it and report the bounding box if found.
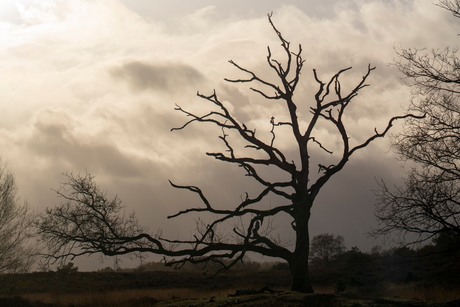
[290,253,313,293]
[290,209,313,293]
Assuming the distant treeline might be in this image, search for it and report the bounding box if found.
[102,231,459,290]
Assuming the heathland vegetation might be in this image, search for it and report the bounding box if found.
[0,232,459,306]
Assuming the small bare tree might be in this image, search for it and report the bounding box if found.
[37,14,418,293]
[0,160,35,273]
[374,0,459,245]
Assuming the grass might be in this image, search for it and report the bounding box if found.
[377,283,460,303]
[21,288,234,306]
[8,284,460,307]
[338,282,460,307]
[0,271,459,306]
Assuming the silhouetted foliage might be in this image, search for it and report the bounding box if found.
[432,230,460,252]
[56,262,78,275]
[36,14,419,293]
[308,240,460,289]
[310,243,374,288]
[309,233,345,263]
[270,262,290,271]
[374,0,460,245]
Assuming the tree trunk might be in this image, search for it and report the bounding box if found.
[290,209,313,293]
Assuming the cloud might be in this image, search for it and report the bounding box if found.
[0,0,456,269]
[110,61,205,92]
[24,109,165,179]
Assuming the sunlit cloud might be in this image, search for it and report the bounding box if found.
[0,0,457,269]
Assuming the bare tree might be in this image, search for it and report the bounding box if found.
[438,0,460,18]
[374,0,460,245]
[0,160,35,273]
[37,14,418,293]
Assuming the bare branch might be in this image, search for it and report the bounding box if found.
[349,113,426,156]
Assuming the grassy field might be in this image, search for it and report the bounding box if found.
[0,270,459,306]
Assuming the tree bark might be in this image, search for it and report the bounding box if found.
[290,207,314,293]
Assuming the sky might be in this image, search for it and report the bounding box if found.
[0,0,458,270]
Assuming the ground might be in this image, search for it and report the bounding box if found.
[0,270,459,306]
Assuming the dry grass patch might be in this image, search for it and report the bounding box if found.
[22,287,234,307]
[380,283,460,303]
[345,282,460,304]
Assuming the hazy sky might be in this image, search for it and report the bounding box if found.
[0,0,458,270]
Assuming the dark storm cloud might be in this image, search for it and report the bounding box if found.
[309,148,403,250]
[26,110,165,180]
[110,61,205,92]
